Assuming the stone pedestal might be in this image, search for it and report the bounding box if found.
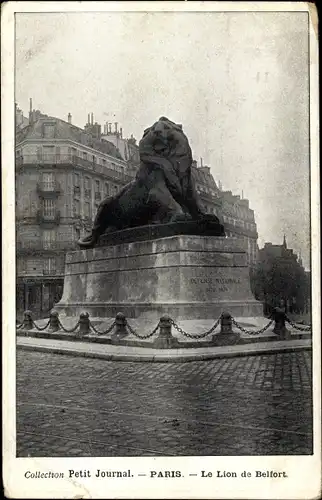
[55,235,262,320]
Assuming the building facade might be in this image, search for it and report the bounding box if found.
[16,105,258,315]
[192,163,258,267]
[15,103,139,316]
[252,236,310,315]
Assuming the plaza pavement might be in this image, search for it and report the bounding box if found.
[16,349,313,457]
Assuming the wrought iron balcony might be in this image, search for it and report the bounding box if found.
[36,209,61,226]
[43,269,57,275]
[15,154,134,183]
[36,180,61,197]
[224,221,258,239]
[16,240,76,251]
[16,239,78,255]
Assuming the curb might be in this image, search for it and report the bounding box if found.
[17,338,312,363]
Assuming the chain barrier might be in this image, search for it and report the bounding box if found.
[58,319,80,333]
[285,317,312,332]
[231,317,274,336]
[125,320,160,339]
[170,316,222,339]
[89,320,116,335]
[31,319,51,331]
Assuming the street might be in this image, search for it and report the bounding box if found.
[16,350,313,457]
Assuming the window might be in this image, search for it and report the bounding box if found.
[83,152,88,160]
[74,227,80,241]
[84,177,91,198]
[74,173,81,197]
[44,257,56,275]
[42,172,55,190]
[69,147,77,158]
[92,155,96,163]
[43,123,56,138]
[95,180,100,192]
[43,229,56,249]
[74,199,80,217]
[43,145,55,163]
[102,159,106,166]
[36,147,42,160]
[84,202,91,219]
[111,163,116,171]
[74,173,80,187]
[104,183,110,196]
[43,199,55,218]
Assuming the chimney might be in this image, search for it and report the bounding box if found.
[87,113,90,124]
[91,113,94,125]
[120,127,123,138]
[68,113,72,124]
[103,124,107,135]
[200,157,203,168]
[29,98,33,124]
[109,123,112,133]
[114,122,118,134]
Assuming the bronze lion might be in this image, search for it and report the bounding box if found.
[78,116,224,248]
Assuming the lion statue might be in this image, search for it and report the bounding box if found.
[78,116,224,248]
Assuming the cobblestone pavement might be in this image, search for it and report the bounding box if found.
[16,350,313,457]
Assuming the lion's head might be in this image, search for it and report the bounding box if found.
[139,117,192,161]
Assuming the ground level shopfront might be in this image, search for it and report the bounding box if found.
[16,278,64,318]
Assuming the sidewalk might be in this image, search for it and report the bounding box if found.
[17,335,312,362]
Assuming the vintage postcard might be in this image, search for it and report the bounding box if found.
[2,1,321,499]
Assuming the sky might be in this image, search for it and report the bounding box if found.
[15,11,311,269]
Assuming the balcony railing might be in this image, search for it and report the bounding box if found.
[16,240,77,251]
[37,181,61,197]
[224,221,258,239]
[16,154,134,183]
[43,269,57,275]
[36,209,61,225]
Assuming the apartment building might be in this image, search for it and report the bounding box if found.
[15,103,138,315]
[192,163,258,267]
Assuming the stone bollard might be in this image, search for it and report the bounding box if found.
[22,310,33,330]
[220,312,233,334]
[48,310,60,332]
[273,307,290,339]
[153,315,179,349]
[77,312,90,337]
[111,312,128,343]
[114,312,128,336]
[212,312,240,346]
